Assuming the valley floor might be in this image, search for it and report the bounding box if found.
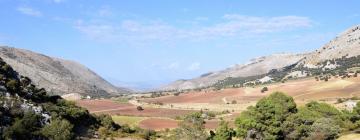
[77,76,360,131]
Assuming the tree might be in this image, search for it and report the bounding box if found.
[5,79,18,92]
[235,92,297,139]
[282,101,345,139]
[171,112,208,140]
[231,100,237,104]
[41,118,74,140]
[308,118,341,139]
[260,87,268,93]
[3,112,42,139]
[137,106,144,111]
[213,120,233,140]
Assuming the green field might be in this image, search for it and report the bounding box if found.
[112,116,147,127]
[112,97,130,103]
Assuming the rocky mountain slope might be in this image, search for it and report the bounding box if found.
[162,24,360,91]
[0,46,130,97]
[299,25,360,68]
[162,53,306,90]
[0,56,122,139]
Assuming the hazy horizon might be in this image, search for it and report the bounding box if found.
[1,0,360,89]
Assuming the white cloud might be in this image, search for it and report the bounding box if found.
[74,14,313,44]
[187,62,200,71]
[16,6,42,17]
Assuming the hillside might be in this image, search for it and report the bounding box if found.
[0,56,124,139]
[299,25,360,68]
[162,53,306,90]
[0,46,130,97]
[162,25,360,91]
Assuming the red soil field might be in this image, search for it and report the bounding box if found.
[139,118,178,130]
[77,77,360,131]
[143,77,360,105]
[76,99,194,118]
[143,88,252,104]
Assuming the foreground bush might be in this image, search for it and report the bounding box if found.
[235,92,360,140]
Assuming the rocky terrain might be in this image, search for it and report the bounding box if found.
[0,46,130,97]
[299,25,360,68]
[162,25,360,91]
[0,56,124,139]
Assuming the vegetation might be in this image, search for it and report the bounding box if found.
[112,116,147,127]
[169,112,208,140]
[260,87,268,93]
[0,57,154,139]
[212,120,235,140]
[235,92,297,139]
[137,106,144,111]
[211,55,360,90]
[235,92,360,140]
[41,118,73,140]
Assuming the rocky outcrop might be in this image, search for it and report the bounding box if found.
[298,25,360,67]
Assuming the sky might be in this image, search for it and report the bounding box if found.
[0,0,360,89]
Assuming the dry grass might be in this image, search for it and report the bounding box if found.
[337,133,360,140]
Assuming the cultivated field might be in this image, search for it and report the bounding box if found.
[77,76,360,131]
[76,99,194,118]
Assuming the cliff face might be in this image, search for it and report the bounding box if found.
[0,46,130,97]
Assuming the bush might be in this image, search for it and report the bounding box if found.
[213,120,233,140]
[3,112,42,139]
[137,106,144,111]
[231,100,237,104]
[308,118,341,139]
[235,92,297,139]
[41,118,74,140]
[260,87,268,93]
[170,112,207,140]
[6,79,18,92]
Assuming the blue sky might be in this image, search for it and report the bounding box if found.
[0,0,360,89]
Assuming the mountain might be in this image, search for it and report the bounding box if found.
[0,46,130,97]
[162,53,306,90]
[162,24,360,91]
[0,56,124,139]
[299,25,360,68]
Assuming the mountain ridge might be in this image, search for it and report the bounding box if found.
[161,24,360,91]
[0,46,130,97]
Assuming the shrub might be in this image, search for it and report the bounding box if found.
[308,118,341,139]
[231,100,237,104]
[3,112,42,139]
[260,87,268,93]
[137,106,144,111]
[6,79,18,92]
[41,118,74,140]
[171,112,207,140]
[214,120,233,140]
[235,92,297,139]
